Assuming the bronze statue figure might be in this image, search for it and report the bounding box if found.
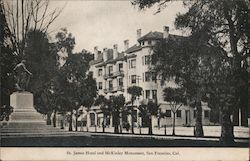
[13,60,32,91]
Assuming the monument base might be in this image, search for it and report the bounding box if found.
[9,92,44,123]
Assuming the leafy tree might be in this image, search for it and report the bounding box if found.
[95,95,111,133]
[127,86,143,134]
[0,1,17,107]
[24,29,58,92]
[60,51,97,131]
[0,105,13,122]
[163,87,187,135]
[133,0,249,144]
[110,95,125,133]
[139,99,160,135]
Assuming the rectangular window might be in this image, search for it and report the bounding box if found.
[204,110,209,118]
[108,66,113,75]
[148,40,152,45]
[98,68,102,76]
[131,75,136,84]
[118,78,123,87]
[98,82,102,90]
[166,110,171,117]
[145,72,150,82]
[144,55,150,65]
[152,72,157,82]
[108,80,113,90]
[145,90,150,99]
[130,59,136,68]
[152,90,157,100]
[177,110,182,118]
[118,63,123,71]
[193,110,196,118]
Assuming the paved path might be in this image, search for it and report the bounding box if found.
[63,125,249,139]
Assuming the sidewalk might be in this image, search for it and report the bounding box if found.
[64,125,249,139]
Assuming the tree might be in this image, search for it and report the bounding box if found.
[60,51,97,131]
[95,95,111,133]
[163,87,187,135]
[139,99,160,135]
[34,85,54,125]
[127,86,143,134]
[110,95,126,134]
[133,0,249,144]
[3,0,62,57]
[24,29,58,92]
[0,1,17,107]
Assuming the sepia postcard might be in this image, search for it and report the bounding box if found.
[1,0,249,160]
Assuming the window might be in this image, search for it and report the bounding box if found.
[145,72,150,82]
[204,110,209,118]
[152,90,157,100]
[98,68,102,76]
[144,55,150,65]
[108,66,113,75]
[148,40,152,45]
[142,55,150,65]
[145,90,150,99]
[108,80,113,90]
[118,78,123,87]
[193,110,196,118]
[118,63,123,71]
[177,110,182,118]
[130,59,136,68]
[166,110,171,117]
[98,82,102,90]
[152,72,157,82]
[141,41,145,46]
[131,75,136,84]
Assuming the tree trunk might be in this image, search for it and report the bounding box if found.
[114,112,119,134]
[220,110,235,144]
[52,110,56,127]
[86,110,89,132]
[75,115,78,132]
[46,112,52,125]
[69,111,73,131]
[194,101,204,137]
[172,113,176,136]
[60,114,64,129]
[120,110,123,133]
[131,103,134,134]
[102,115,106,133]
[148,115,153,135]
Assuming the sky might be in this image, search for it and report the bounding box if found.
[49,0,187,53]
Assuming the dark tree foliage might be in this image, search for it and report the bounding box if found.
[127,86,143,134]
[24,29,58,92]
[0,2,17,107]
[163,87,187,135]
[95,95,111,133]
[110,95,125,134]
[139,99,159,135]
[133,0,249,144]
[60,51,97,131]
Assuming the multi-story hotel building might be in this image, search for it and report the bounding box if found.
[88,26,212,128]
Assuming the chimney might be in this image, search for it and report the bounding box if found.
[94,46,98,60]
[163,26,169,39]
[137,29,141,40]
[113,44,118,59]
[124,40,129,51]
[103,48,108,61]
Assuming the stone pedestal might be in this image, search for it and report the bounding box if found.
[9,92,44,123]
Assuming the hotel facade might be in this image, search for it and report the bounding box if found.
[88,26,212,128]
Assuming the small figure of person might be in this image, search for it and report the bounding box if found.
[13,60,32,91]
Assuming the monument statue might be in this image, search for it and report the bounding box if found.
[13,60,32,91]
